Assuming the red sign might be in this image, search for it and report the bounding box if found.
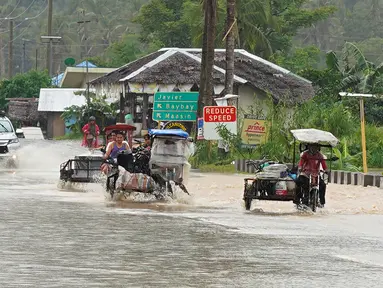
[203,106,237,122]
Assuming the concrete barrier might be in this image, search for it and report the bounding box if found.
[235,159,382,189]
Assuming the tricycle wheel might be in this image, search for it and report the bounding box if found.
[310,188,318,212]
[244,197,252,210]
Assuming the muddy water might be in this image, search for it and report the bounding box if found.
[0,140,382,287]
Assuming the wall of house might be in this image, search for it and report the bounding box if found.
[47,112,65,139]
[237,84,270,116]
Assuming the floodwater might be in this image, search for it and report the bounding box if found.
[0,140,382,287]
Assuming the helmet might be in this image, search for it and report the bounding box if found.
[89,116,96,122]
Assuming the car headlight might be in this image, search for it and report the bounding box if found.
[8,138,19,144]
[12,155,17,159]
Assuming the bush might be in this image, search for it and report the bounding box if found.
[192,95,382,172]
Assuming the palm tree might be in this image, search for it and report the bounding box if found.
[225,0,235,95]
[199,0,217,116]
[188,0,274,57]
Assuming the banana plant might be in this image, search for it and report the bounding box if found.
[330,138,362,172]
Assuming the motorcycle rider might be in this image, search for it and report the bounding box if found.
[294,144,328,207]
[82,116,100,148]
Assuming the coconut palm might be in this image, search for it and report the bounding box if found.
[186,0,275,56]
[199,0,218,114]
[225,0,235,95]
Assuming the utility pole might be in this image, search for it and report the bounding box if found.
[77,10,92,106]
[35,48,38,70]
[8,18,13,78]
[46,0,53,75]
[22,40,26,73]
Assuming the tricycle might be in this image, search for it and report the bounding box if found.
[243,128,339,212]
[59,123,136,184]
[104,129,194,201]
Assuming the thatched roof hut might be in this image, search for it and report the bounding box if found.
[90,48,315,104]
[6,98,46,123]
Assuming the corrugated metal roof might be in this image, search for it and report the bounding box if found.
[38,88,87,112]
[76,61,97,68]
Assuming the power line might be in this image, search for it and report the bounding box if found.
[0,21,33,52]
[0,2,48,36]
[0,0,22,26]
[8,0,38,20]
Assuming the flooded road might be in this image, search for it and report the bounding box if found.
[0,140,382,287]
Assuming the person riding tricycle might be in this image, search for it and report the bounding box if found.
[242,128,339,212]
[295,143,328,209]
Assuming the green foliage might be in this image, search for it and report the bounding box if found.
[134,0,192,47]
[272,46,321,72]
[103,34,158,67]
[331,139,361,171]
[0,70,52,109]
[61,92,117,134]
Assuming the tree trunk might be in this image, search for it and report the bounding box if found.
[205,0,217,107]
[0,35,4,78]
[225,0,235,95]
[198,0,209,117]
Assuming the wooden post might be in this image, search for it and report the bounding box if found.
[142,94,148,130]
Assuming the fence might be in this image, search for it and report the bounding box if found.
[235,159,382,189]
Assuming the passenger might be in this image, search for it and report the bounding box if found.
[143,134,151,150]
[96,132,116,153]
[294,144,328,207]
[82,116,100,148]
[103,131,132,161]
[101,131,131,174]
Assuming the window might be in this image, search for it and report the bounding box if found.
[0,119,13,132]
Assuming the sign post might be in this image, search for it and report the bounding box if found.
[203,106,237,140]
[152,92,199,122]
[339,92,375,173]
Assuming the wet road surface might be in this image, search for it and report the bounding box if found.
[0,140,382,287]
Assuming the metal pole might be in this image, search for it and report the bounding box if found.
[47,0,53,75]
[77,11,91,106]
[359,98,368,173]
[8,18,13,78]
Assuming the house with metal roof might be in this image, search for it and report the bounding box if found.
[38,88,87,138]
[51,61,117,88]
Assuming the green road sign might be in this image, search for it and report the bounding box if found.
[153,111,197,121]
[153,92,199,122]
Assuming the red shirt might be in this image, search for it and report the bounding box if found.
[298,151,327,177]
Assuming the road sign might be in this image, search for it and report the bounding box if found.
[197,118,204,140]
[152,92,199,122]
[203,106,237,140]
[203,106,237,122]
[241,114,268,147]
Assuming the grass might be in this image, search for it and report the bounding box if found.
[54,133,83,140]
[198,163,236,174]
